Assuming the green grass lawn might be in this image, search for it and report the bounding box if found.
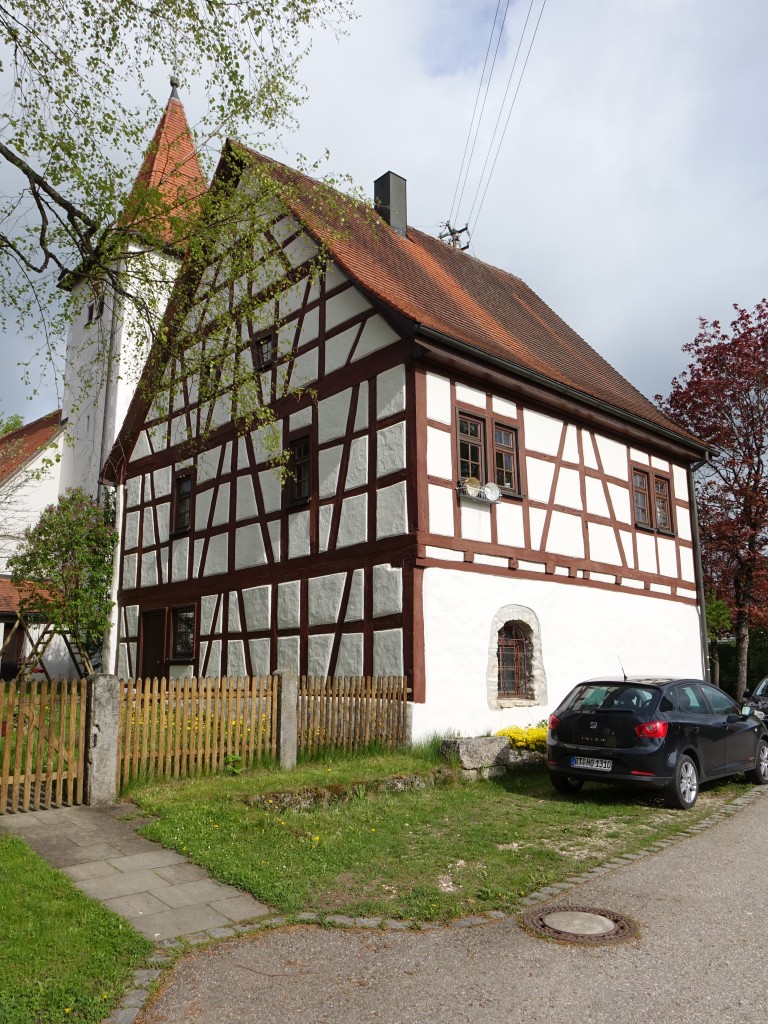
[0,835,152,1024]
[130,744,753,922]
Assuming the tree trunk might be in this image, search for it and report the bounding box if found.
[735,609,750,699]
[710,642,720,688]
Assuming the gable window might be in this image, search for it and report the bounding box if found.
[458,414,484,481]
[250,329,276,370]
[172,470,194,533]
[497,622,532,699]
[287,435,311,504]
[171,607,196,661]
[494,425,520,493]
[632,468,674,533]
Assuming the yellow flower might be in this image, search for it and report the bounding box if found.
[312,835,320,842]
[371,828,376,832]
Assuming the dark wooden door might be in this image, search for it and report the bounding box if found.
[140,611,166,680]
[0,622,23,680]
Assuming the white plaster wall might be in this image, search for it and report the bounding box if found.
[595,435,629,480]
[376,482,407,539]
[353,317,399,362]
[455,383,486,409]
[524,410,562,456]
[428,484,454,537]
[376,365,406,420]
[412,567,705,741]
[60,248,178,497]
[425,372,451,424]
[426,427,452,479]
[547,511,584,559]
[0,434,63,573]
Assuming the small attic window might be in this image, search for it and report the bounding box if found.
[87,297,105,324]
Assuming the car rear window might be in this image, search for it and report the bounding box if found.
[563,683,659,713]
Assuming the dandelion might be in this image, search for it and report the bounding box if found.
[371,828,376,832]
[312,835,320,842]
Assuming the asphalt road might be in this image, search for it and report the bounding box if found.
[137,790,767,1024]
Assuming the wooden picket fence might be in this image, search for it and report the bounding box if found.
[297,675,410,756]
[0,677,87,813]
[118,675,278,788]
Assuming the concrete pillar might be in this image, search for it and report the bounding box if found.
[85,674,120,805]
[277,671,298,771]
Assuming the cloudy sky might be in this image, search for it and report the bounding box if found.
[4,0,768,421]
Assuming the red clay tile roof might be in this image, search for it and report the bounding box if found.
[104,142,702,480]
[0,576,24,615]
[236,143,698,447]
[0,410,62,487]
[122,92,207,247]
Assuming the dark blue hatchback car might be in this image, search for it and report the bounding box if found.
[547,677,768,809]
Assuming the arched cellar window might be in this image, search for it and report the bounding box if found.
[497,622,532,700]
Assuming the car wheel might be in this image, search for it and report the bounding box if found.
[664,754,698,809]
[746,737,768,785]
[549,772,584,795]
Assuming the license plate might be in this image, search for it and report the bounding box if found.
[571,756,612,771]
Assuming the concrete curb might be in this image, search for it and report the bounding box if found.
[101,785,767,1024]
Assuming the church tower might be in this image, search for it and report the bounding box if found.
[59,80,207,499]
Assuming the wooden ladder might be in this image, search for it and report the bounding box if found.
[1,613,94,682]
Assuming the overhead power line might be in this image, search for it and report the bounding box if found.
[469,0,549,236]
[447,0,510,229]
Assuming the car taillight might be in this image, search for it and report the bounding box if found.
[635,720,668,739]
[548,714,560,731]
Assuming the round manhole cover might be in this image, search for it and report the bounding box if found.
[521,905,637,945]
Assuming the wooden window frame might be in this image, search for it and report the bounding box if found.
[632,467,675,535]
[493,423,521,495]
[172,468,194,534]
[170,606,196,662]
[250,328,276,370]
[286,434,311,506]
[457,412,485,484]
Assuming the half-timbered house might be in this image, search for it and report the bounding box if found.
[102,142,709,738]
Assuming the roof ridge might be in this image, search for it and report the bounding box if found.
[1,408,61,441]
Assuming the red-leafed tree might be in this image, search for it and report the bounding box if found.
[658,300,768,697]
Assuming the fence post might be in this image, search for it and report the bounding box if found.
[277,671,298,770]
[84,674,120,806]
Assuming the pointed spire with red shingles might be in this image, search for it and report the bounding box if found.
[122,77,208,249]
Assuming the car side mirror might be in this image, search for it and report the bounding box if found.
[741,705,754,717]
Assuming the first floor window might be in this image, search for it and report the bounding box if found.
[632,470,651,527]
[654,476,672,531]
[497,622,531,699]
[172,607,195,660]
[632,468,674,533]
[458,414,483,480]
[494,425,520,493]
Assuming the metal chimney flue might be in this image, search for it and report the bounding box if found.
[374,171,407,238]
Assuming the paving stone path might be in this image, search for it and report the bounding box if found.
[0,804,272,942]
